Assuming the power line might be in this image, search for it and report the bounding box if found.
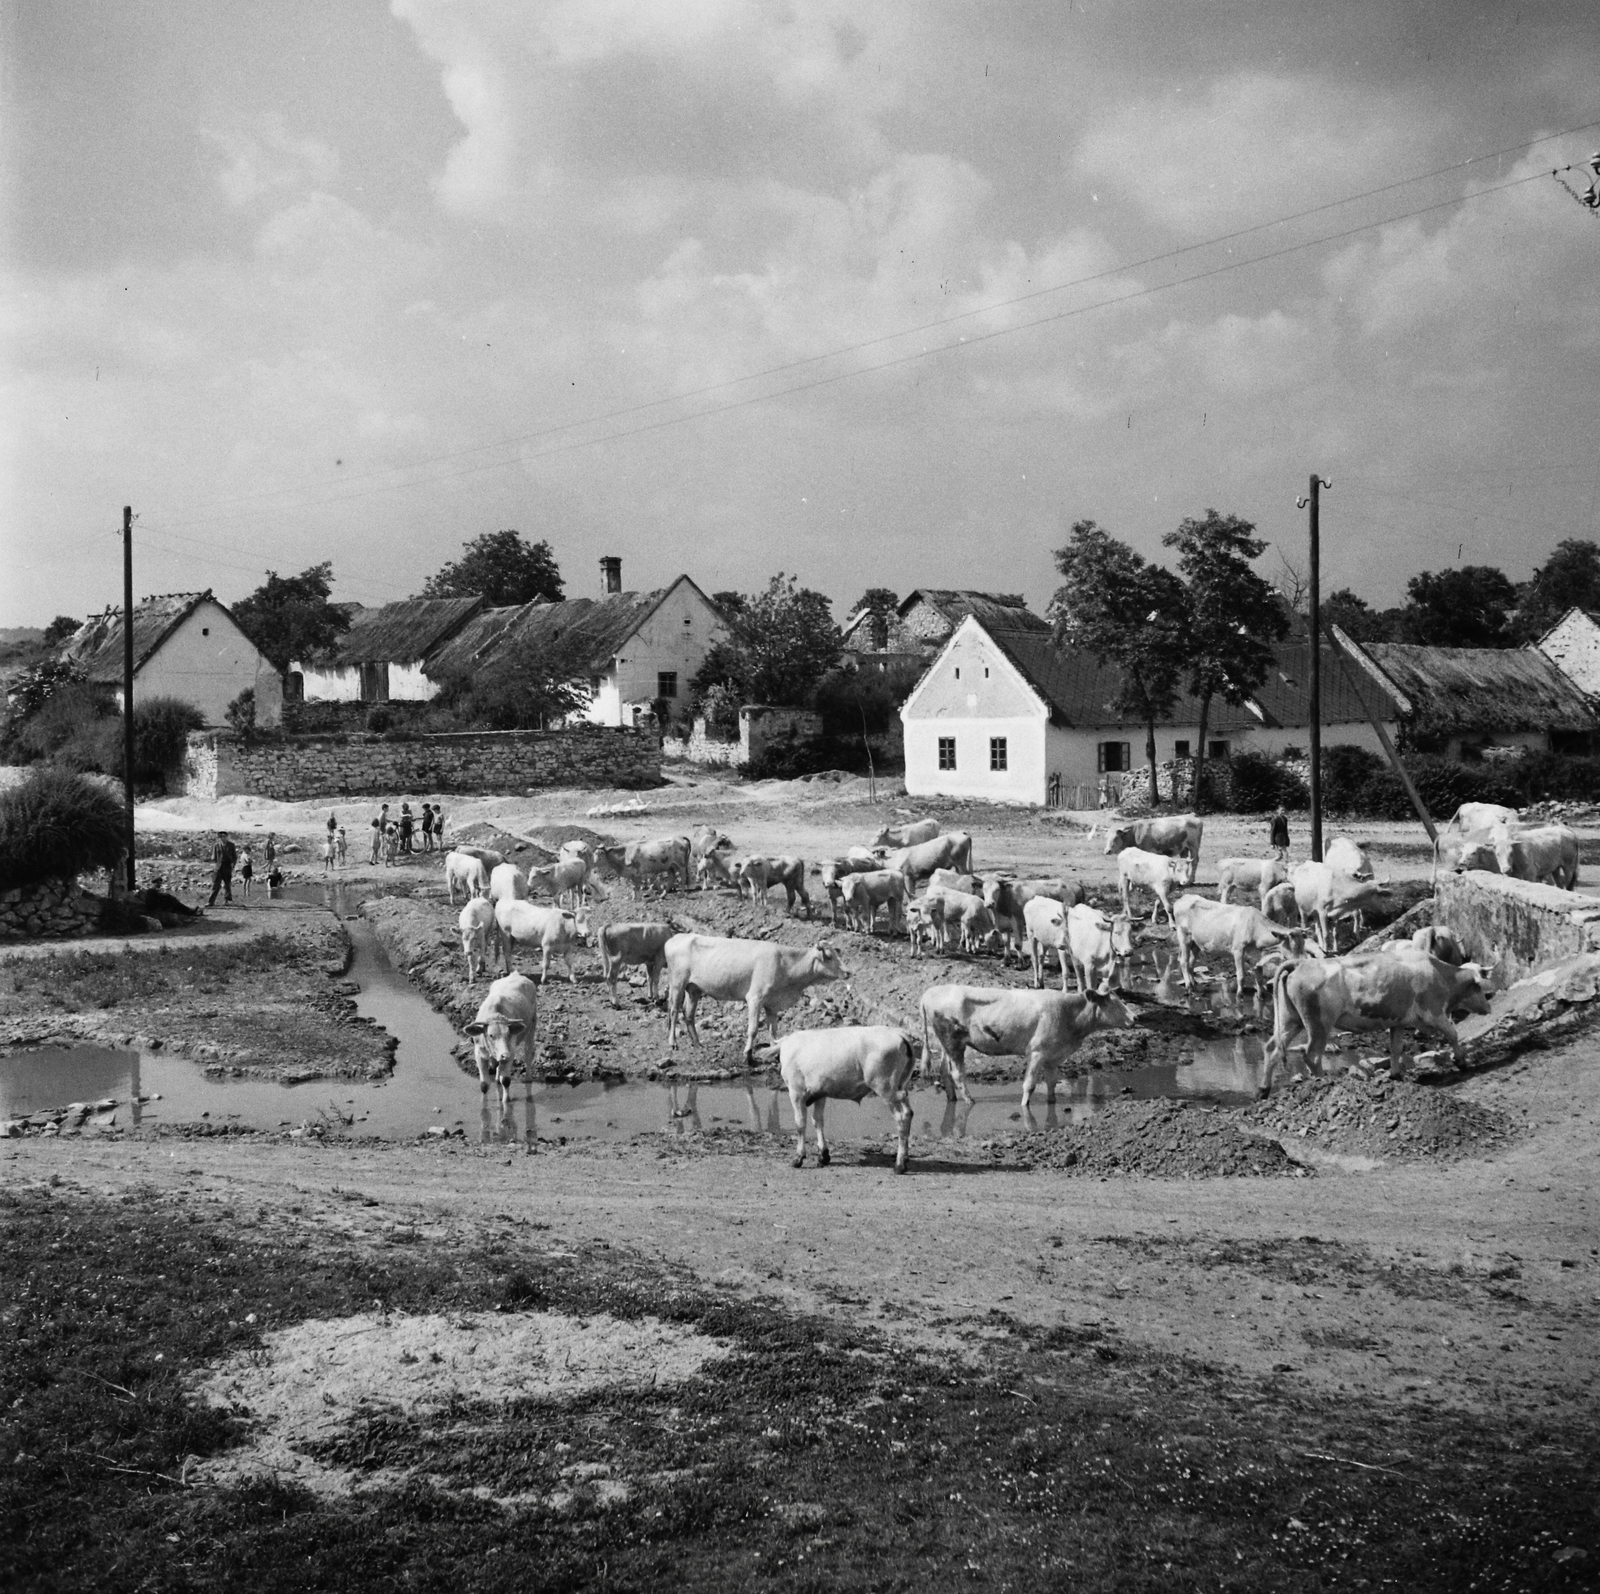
[151,113,1600,528]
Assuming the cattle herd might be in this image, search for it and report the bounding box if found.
[431,800,1544,1171]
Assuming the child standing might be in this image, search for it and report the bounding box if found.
[421,803,435,852]
[369,816,382,864]
[239,845,254,900]
[264,833,276,872]
[1269,810,1290,863]
[322,832,336,874]
[336,827,348,866]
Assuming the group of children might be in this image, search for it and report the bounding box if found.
[356,801,447,868]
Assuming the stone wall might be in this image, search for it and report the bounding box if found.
[662,705,824,768]
[1436,869,1600,989]
[181,726,662,801]
[0,876,100,940]
[662,717,744,766]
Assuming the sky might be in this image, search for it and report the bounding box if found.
[3,0,1598,629]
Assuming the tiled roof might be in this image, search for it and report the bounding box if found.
[64,592,226,681]
[1248,644,1393,728]
[325,597,485,666]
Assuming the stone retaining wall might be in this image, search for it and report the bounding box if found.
[1436,869,1600,989]
[0,876,100,940]
[181,726,662,801]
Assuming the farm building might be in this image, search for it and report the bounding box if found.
[62,591,281,728]
[1335,633,1598,757]
[1241,643,1397,758]
[292,596,484,704]
[421,567,727,728]
[842,589,1047,670]
[1534,607,1600,700]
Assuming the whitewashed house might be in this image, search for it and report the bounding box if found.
[422,564,727,728]
[64,591,282,728]
[1535,607,1600,699]
[292,596,484,703]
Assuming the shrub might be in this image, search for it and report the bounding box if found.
[813,661,924,738]
[0,767,126,888]
[745,734,872,781]
[364,705,394,734]
[1226,749,1306,812]
[1323,744,1385,814]
[131,697,206,784]
[225,689,257,740]
[1,678,116,768]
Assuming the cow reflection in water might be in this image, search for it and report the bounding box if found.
[666,1080,701,1133]
[479,1079,537,1147]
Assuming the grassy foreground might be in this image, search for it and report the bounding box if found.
[2,1181,1595,1592]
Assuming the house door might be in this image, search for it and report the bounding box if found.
[359,662,390,702]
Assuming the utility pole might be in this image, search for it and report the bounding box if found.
[122,505,136,892]
[1296,475,1331,862]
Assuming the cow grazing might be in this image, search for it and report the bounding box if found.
[597,921,676,1005]
[457,898,500,983]
[779,1025,919,1173]
[664,934,848,1065]
[445,850,490,905]
[885,831,974,885]
[1217,856,1287,907]
[1325,835,1375,879]
[1171,893,1300,999]
[1104,813,1203,884]
[1493,823,1579,889]
[466,973,539,1111]
[919,984,1133,1107]
[1264,949,1493,1087]
[985,878,1084,968]
[494,898,591,983]
[732,855,812,917]
[840,869,908,935]
[488,862,527,904]
[1290,862,1392,951]
[1384,924,1468,967]
[594,836,690,897]
[1063,902,1136,993]
[872,817,941,850]
[1116,847,1187,924]
[453,845,505,871]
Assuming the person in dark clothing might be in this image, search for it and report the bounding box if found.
[1269,811,1290,862]
[399,804,414,855]
[421,803,435,852]
[208,832,238,906]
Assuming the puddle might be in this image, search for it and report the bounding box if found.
[1,876,1268,1145]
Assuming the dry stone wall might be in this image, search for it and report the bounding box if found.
[1437,868,1600,988]
[182,727,661,801]
[0,876,100,940]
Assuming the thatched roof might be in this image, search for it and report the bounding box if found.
[326,597,484,667]
[1342,638,1597,737]
[903,589,1049,634]
[64,592,240,682]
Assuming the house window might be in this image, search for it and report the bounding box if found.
[657,671,678,699]
[1098,740,1131,773]
[285,671,304,702]
[938,737,957,771]
[589,676,603,693]
[1208,740,1230,759]
[954,666,961,680]
[1174,740,1190,758]
[989,737,1008,772]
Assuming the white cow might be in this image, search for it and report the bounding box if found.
[1104,814,1203,884]
[664,935,847,1065]
[1064,902,1136,994]
[1116,847,1186,924]
[1493,823,1579,889]
[732,855,812,917]
[923,888,997,953]
[494,898,591,983]
[597,921,675,1004]
[457,898,500,983]
[779,1025,919,1173]
[465,973,538,1110]
[1170,893,1301,998]
[872,818,941,849]
[840,869,908,934]
[527,855,598,907]
[1290,862,1392,951]
[1217,856,1288,907]
[818,856,877,924]
[885,832,974,885]
[445,850,490,905]
[1325,836,1374,880]
[487,862,527,905]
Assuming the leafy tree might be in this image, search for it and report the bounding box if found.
[3,658,86,721]
[1397,565,1517,648]
[232,563,351,673]
[420,530,564,608]
[1049,520,1189,809]
[1163,509,1287,811]
[813,659,924,738]
[1321,588,1393,643]
[41,616,79,647]
[1514,539,1600,642]
[711,591,748,618]
[850,587,900,649]
[691,574,842,709]
[429,637,589,730]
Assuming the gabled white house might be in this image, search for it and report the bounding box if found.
[293,596,485,703]
[64,591,282,728]
[1535,607,1600,699]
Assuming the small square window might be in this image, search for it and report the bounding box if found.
[989,737,1008,772]
[1098,740,1131,773]
[938,737,957,771]
[1208,739,1229,759]
[1174,740,1190,758]
[657,671,679,699]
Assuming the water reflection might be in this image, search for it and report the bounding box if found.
[479,1079,537,1147]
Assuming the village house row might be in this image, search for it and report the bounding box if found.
[58,559,1600,806]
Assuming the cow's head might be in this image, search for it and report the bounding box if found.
[467,1015,527,1067]
[808,942,848,982]
[566,911,592,942]
[1451,962,1495,1014]
[1414,925,1468,966]
[1103,824,1134,856]
[1453,842,1499,874]
[871,825,895,848]
[1082,983,1133,1030]
[1109,914,1136,959]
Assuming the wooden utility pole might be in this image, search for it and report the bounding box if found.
[122,505,136,891]
[1297,475,1331,861]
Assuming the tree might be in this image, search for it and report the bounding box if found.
[1515,539,1600,642]
[1397,565,1517,648]
[41,616,79,648]
[711,591,748,619]
[231,563,351,673]
[420,530,564,608]
[1049,520,1189,808]
[1321,588,1393,643]
[851,587,900,649]
[690,574,842,709]
[1163,509,1287,811]
[429,636,590,730]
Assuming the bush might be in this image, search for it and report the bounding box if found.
[745,734,874,781]
[1323,744,1385,813]
[1225,749,1307,813]
[225,689,257,740]
[813,661,924,738]
[364,705,394,734]
[131,697,205,785]
[0,767,126,888]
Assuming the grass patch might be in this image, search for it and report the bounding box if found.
[3,1183,1597,1590]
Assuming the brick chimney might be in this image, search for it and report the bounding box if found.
[600,556,622,594]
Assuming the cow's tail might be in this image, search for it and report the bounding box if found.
[1262,958,1297,1093]
[919,997,940,1089]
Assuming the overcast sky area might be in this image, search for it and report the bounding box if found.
[3,0,1598,627]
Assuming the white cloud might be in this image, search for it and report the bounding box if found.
[202,115,340,208]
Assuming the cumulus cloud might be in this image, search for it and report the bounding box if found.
[202,115,340,208]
